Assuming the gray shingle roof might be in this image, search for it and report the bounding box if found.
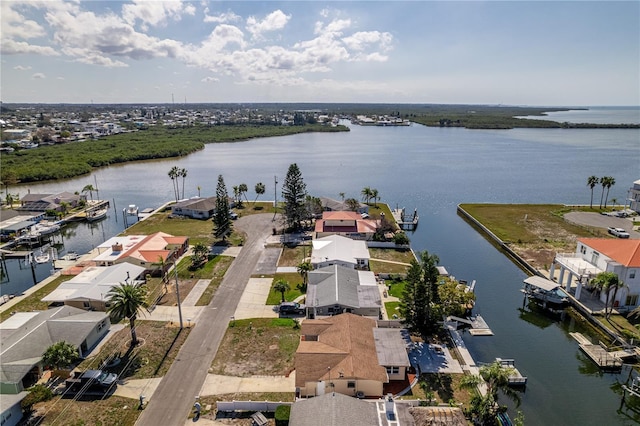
[289,391,378,426]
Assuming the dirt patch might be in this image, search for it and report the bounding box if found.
[152,278,198,306]
[210,318,300,377]
[31,395,141,426]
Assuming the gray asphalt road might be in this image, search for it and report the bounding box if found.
[136,214,276,426]
[564,211,640,238]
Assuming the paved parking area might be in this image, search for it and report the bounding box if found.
[564,211,639,237]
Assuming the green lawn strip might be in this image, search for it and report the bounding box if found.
[233,201,278,217]
[385,301,401,319]
[369,247,415,264]
[369,259,410,275]
[196,256,234,306]
[387,280,406,298]
[265,273,304,305]
[79,321,190,380]
[598,315,640,341]
[0,275,73,322]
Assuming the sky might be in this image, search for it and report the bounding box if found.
[1,1,639,106]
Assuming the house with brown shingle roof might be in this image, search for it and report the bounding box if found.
[295,313,410,398]
[551,238,640,311]
[314,211,379,240]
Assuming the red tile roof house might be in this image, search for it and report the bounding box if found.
[314,211,380,240]
[551,239,640,311]
[295,313,410,398]
[92,232,189,277]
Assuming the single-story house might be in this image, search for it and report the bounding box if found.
[551,238,640,311]
[17,192,83,212]
[0,306,110,394]
[289,392,378,426]
[42,262,146,311]
[170,197,217,219]
[0,391,29,426]
[306,265,381,319]
[318,197,369,215]
[0,211,44,239]
[295,313,410,398]
[92,232,189,271]
[311,234,370,270]
[629,179,640,213]
[314,211,379,240]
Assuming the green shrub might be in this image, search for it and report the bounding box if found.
[21,384,53,412]
[275,404,291,426]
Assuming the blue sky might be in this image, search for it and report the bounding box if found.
[2,1,638,106]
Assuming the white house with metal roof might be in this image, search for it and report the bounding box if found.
[311,234,370,270]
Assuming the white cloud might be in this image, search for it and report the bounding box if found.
[14,65,33,71]
[342,31,392,52]
[1,2,47,39]
[315,18,351,36]
[32,72,46,79]
[1,39,59,56]
[204,10,241,24]
[246,10,290,40]
[122,0,195,29]
[201,76,219,83]
[57,76,64,80]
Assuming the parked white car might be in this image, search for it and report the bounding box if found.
[608,227,630,238]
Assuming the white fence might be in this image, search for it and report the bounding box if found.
[216,400,292,413]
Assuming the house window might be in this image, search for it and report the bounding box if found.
[580,245,587,255]
[630,270,636,279]
[97,320,106,332]
[347,381,356,388]
[626,295,639,306]
[590,251,599,265]
[386,366,399,375]
[83,301,91,308]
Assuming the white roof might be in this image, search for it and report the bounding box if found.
[311,234,370,264]
[524,275,559,292]
[358,270,377,286]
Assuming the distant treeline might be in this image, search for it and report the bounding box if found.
[1,124,348,184]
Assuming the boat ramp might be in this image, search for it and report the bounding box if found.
[569,332,636,371]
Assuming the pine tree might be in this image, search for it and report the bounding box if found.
[281,163,307,231]
[213,175,232,241]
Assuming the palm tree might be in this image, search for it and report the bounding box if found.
[273,279,291,303]
[197,185,201,197]
[238,183,249,205]
[168,166,180,202]
[345,198,360,212]
[42,341,79,370]
[599,176,607,208]
[591,271,623,318]
[610,197,618,210]
[459,361,522,425]
[361,187,372,204]
[179,168,188,199]
[371,188,379,207]
[603,176,615,208]
[254,182,265,205]
[82,184,96,201]
[191,242,209,268]
[339,192,345,202]
[587,176,599,208]
[107,282,148,346]
[297,261,313,291]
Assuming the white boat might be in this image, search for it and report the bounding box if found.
[522,276,569,307]
[126,204,138,216]
[87,208,107,222]
[30,221,61,236]
[34,250,50,264]
[0,294,15,306]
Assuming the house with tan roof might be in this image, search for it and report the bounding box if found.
[314,211,379,240]
[170,196,217,219]
[92,232,188,273]
[551,238,640,310]
[295,313,410,398]
[311,234,370,270]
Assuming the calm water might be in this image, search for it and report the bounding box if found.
[518,106,640,125]
[4,119,640,424]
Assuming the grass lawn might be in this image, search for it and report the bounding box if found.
[385,301,401,319]
[33,395,141,426]
[79,321,191,379]
[387,280,406,298]
[265,273,304,305]
[410,373,474,407]
[0,275,73,322]
[370,259,411,275]
[278,245,309,266]
[210,318,300,377]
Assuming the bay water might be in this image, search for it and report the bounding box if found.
[3,113,640,424]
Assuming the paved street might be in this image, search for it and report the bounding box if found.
[136,214,276,426]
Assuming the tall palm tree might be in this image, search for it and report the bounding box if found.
[587,176,599,208]
[591,271,623,318]
[371,188,379,207]
[603,176,615,208]
[254,182,265,205]
[197,185,201,197]
[297,261,313,291]
[273,279,291,303]
[107,282,148,346]
[361,187,372,204]
[599,176,607,208]
[82,184,96,201]
[179,168,188,199]
[339,192,345,202]
[168,166,180,202]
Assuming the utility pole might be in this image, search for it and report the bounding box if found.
[272,175,278,222]
[174,264,183,329]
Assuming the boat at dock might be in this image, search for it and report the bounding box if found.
[34,250,50,264]
[521,275,569,309]
[495,358,527,386]
[86,208,108,222]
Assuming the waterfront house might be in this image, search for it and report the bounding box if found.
[170,196,217,219]
[629,179,640,214]
[42,262,146,311]
[314,211,379,240]
[289,392,378,425]
[551,238,640,311]
[295,313,410,398]
[306,265,381,319]
[17,192,82,212]
[0,306,110,394]
[92,232,189,273]
[318,197,369,215]
[311,234,370,270]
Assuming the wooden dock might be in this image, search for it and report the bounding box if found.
[391,208,419,230]
[570,332,624,370]
[445,315,494,336]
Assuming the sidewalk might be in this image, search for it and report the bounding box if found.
[233,278,278,320]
